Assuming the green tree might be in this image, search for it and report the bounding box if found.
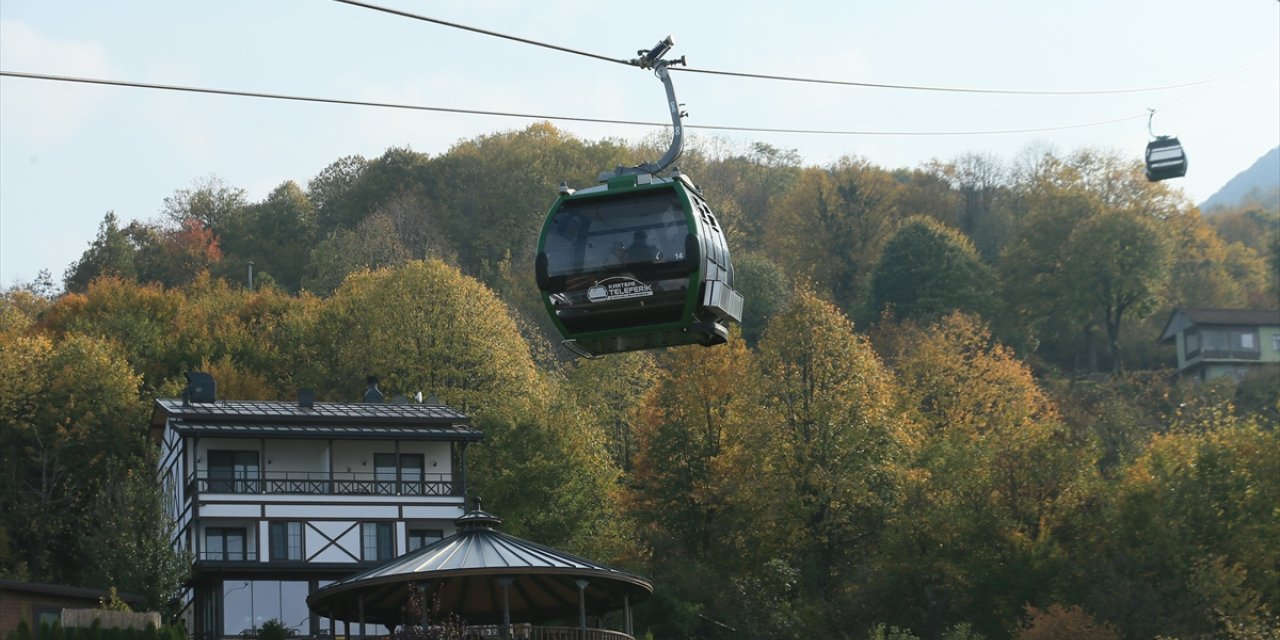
[763,160,901,314]
[303,212,410,294]
[218,181,318,291]
[307,154,369,229]
[565,351,661,472]
[697,142,803,250]
[1060,209,1171,370]
[924,152,1014,262]
[64,212,139,293]
[869,216,996,324]
[0,332,147,585]
[1080,410,1279,639]
[161,175,247,232]
[429,123,632,279]
[729,251,791,346]
[81,459,189,617]
[312,147,428,233]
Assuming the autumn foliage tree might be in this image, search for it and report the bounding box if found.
[748,288,912,634]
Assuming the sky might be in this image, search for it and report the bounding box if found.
[2,0,1278,287]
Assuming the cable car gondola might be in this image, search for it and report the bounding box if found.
[1144,109,1188,182]
[535,38,743,358]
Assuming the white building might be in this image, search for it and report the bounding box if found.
[149,387,482,640]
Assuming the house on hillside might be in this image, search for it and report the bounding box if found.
[149,375,483,640]
[1159,308,1280,381]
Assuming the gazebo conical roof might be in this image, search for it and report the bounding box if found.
[307,504,652,626]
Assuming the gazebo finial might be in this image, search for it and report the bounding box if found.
[456,497,502,529]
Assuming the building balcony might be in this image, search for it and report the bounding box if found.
[1196,348,1262,361]
[196,550,259,563]
[189,470,460,497]
[464,625,634,640]
[299,625,634,640]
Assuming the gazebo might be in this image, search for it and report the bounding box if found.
[307,501,652,640]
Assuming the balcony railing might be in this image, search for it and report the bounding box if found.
[219,628,634,640]
[1199,348,1262,361]
[191,470,459,497]
[196,550,258,562]
[302,626,633,640]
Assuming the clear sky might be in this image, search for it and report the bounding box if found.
[2,0,1277,287]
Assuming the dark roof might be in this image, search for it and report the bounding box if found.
[155,398,470,423]
[151,398,480,442]
[1160,308,1280,341]
[168,421,480,440]
[1177,308,1280,326]
[308,508,652,625]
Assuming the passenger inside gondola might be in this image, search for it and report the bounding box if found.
[625,230,662,263]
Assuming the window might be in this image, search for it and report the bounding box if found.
[374,453,425,495]
[1202,329,1229,351]
[1185,331,1200,356]
[407,527,443,552]
[206,527,248,561]
[208,450,260,493]
[34,608,61,629]
[362,522,394,561]
[223,581,309,637]
[269,521,303,561]
[1239,331,1257,350]
[1273,334,1280,353]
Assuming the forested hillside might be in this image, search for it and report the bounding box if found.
[2,123,1277,640]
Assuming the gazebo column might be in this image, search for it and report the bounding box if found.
[419,581,430,628]
[624,595,633,636]
[358,593,366,639]
[574,578,589,638]
[497,577,514,640]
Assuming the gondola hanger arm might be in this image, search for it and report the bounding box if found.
[603,37,688,179]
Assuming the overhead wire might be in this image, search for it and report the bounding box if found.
[674,61,1268,96]
[0,70,1150,137]
[329,0,1270,97]
[3,2,1270,138]
[329,0,632,66]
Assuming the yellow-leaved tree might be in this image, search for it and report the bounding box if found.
[745,287,914,636]
[878,312,1093,638]
[304,260,632,558]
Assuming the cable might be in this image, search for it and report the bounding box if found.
[0,70,1151,137]
[0,70,655,126]
[331,0,1275,97]
[673,60,1269,96]
[328,0,631,66]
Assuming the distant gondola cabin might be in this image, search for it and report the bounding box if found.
[1145,136,1188,182]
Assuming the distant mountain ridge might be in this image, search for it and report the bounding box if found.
[1200,146,1280,212]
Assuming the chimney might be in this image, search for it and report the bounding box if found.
[363,376,384,403]
[183,371,217,405]
[298,388,315,409]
